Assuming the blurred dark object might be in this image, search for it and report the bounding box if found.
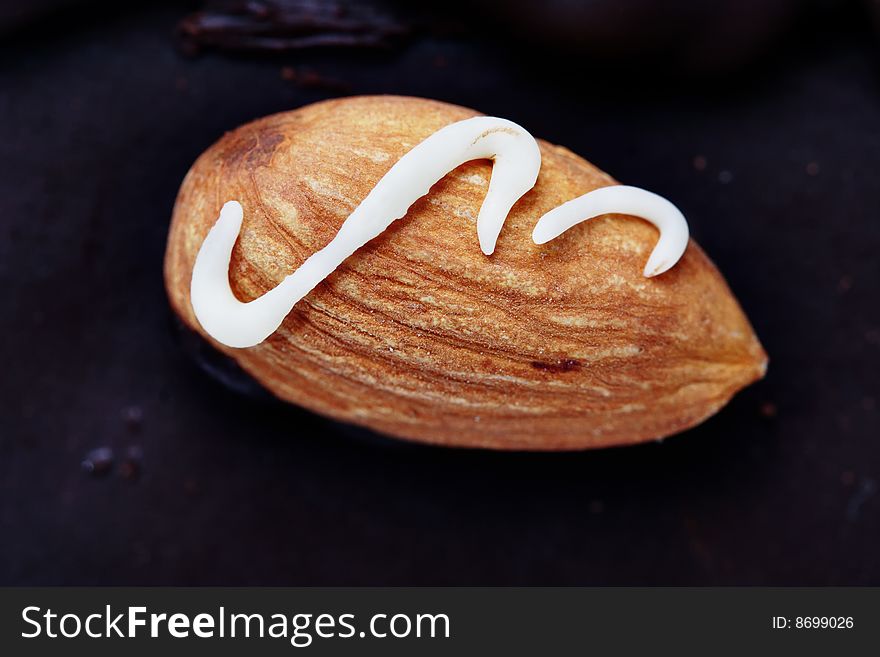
[174,318,277,403]
[81,447,114,477]
[177,0,410,55]
[118,446,144,481]
[469,0,800,75]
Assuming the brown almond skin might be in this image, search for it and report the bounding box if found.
[164,96,767,450]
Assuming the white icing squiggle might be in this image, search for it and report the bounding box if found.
[532,185,690,277]
[190,116,691,349]
[191,117,541,348]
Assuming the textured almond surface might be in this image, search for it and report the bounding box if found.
[164,95,767,449]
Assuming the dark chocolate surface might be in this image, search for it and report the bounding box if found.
[1,4,878,585]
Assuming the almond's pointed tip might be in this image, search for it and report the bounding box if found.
[756,352,769,380]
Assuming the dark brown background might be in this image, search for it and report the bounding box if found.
[1,1,878,584]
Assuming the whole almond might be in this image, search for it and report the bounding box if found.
[164,96,767,449]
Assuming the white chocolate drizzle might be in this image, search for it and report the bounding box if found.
[532,185,689,277]
[191,117,541,348]
[190,116,690,349]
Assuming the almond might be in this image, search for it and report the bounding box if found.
[164,95,767,449]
